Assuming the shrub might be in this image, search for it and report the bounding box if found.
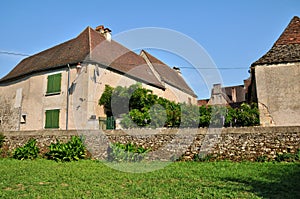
[255,155,268,162]
[100,84,260,129]
[274,151,300,162]
[296,149,300,161]
[46,136,86,162]
[225,103,260,127]
[180,103,200,128]
[0,133,5,148]
[13,139,39,160]
[199,105,211,127]
[193,153,214,162]
[107,142,150,162]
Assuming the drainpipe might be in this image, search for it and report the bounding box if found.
[18,107,22,131]
[66,64,70,130]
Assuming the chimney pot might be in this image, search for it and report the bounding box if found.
[173,66,182,75]
[95,25,112,42]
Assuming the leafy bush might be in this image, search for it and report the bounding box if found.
[199,106,211,127]
[193,153,215,162]
[296,149,300,161]
[275,152,296,162]
[100,84,260,129]
[255,155,268,162]
[13,139,40,160]
[46,136,86,162]
[210,105,227,127]
[180,104,200,128]
[119,114,136,129]
[225,103,259,127]
[107,142,150,162]
[0,133,5,148]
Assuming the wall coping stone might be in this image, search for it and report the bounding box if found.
[2,126,300,137]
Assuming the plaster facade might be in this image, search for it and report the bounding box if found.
[255,63,300,126]
[0,63,197,131]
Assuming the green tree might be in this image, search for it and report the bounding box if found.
[180,103,199,128]
[99,85,114,110]
[210,105,227,127]
[224,103,259,127]
[100,84,260,129]
[199,105,211,127]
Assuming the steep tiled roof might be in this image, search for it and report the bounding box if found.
[141,50,197,97]
[0,27,164,89]
[1,28,91,83]
[252,16,300,66]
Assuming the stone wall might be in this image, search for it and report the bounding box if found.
[2,126,300,161]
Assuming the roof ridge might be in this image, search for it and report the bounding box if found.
[141,50,168,66]
[88,26,92,59]
[140,50,164,86]
[141,50,197,97]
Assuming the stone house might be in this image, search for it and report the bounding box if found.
[249,16,300,126]
[198,83,247,107]
[0,26,197,131]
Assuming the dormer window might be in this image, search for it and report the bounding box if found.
[46,73,61,95]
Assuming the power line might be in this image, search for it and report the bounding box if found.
[180,67,249,70]
[0,50,30,57]
[0,50,249,70]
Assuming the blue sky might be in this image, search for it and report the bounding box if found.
[0,0,299,99]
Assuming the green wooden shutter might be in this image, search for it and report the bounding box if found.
[53,73,61,93]
[46,75,54,94]
[47,73,61,94]
[106,116,115,130]
[45,109,60,128]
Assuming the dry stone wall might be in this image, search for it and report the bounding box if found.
[2,126,300,161]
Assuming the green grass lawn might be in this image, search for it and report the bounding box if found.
[0,159,299,199]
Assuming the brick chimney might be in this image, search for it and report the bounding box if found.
[95,25,112,42]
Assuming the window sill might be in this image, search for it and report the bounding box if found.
[45,92,61,96]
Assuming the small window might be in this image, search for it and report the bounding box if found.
[20,114,27,124]
[46,73,62,94]
[45,109,60,128]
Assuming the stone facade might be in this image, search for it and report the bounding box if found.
[2,126,300,161]
[204,83,247,107]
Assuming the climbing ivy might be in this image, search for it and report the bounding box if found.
[99,84,260,128]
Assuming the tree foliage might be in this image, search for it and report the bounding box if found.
[99,84,260,129]
[99,85,114,110]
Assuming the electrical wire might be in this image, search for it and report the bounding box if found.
[180,67,248,70]
[0,50,30,57]
[0,50,250,70]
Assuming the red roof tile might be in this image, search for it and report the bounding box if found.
[275,16,300,45]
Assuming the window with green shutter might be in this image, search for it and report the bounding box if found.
[46,73,62,94]
[45,109,60,128]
